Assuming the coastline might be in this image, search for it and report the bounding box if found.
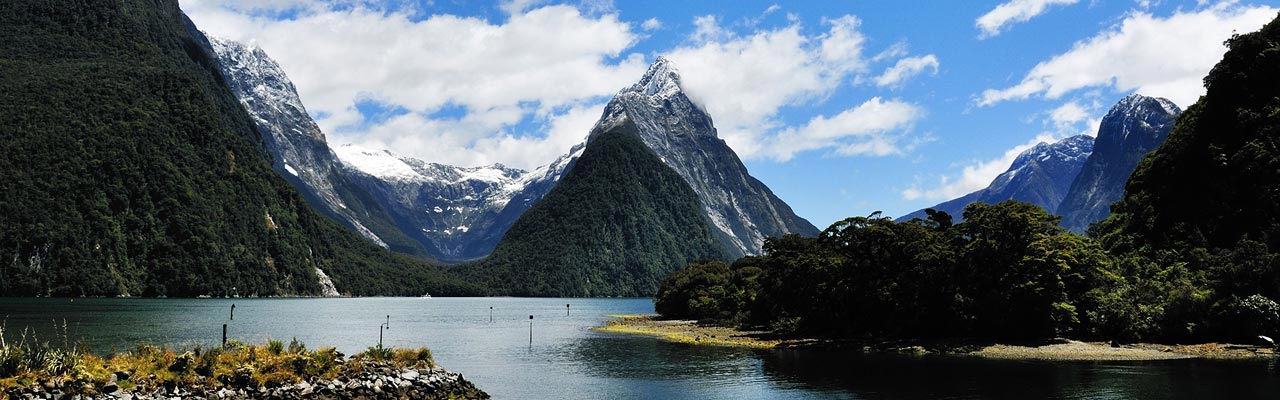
[595,314,1280,361]
[0,341,489,400]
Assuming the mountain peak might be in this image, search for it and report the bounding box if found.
[622,56,684,99]
[1111,93,1181,118]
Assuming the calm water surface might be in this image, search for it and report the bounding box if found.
[2,297,1278,399]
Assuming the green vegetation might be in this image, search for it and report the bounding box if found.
[1088,14,1280,342]
[658,202,1115,340]
[469,119,728,297]
[0,332,441,396]
[658,14,1280,344]
[0,0,482,297]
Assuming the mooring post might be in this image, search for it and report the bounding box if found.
[489,306,493,323]
[528,315,534,346]
[566,303,570,316]
[222,324,227,349]
[379,315,390,350]
[230,303,235,320]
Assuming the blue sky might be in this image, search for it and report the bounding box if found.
[182,0,1278,228]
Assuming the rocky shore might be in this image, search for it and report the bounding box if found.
[5,361,487,400]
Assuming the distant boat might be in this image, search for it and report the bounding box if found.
[421,293,432,298]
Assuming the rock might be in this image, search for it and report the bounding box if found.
[115,371,132,381]
[101,383,119,394]
[399,370,419,380]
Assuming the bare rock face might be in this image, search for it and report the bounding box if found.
[1056,94,1181,233]
[900,135,1094,223]
[594,57,819,257]
[210,38,580,262]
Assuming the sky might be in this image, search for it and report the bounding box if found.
[180,0,1279,227]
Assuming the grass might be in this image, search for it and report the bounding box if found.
[594,314,783,349]
[0,325,436,396]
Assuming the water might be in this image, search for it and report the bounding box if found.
[3,297,1279,399]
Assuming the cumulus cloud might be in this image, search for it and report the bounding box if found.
[902,133,1059,201]
[182,1,647,169]
[667,15,926,161]
[976,0,1079,39]
[641,17,662,31]
[978,2,1278,107]
[1048,101,1089,125]
[184,1,931,167]
[875,54,939,88]
[766,98,924,161]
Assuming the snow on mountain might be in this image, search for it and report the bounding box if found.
[211,36,580,262]
[590,57,819,256]
[1057,94,1181,233]
[900,134,1095,222]
[209,36,389,249]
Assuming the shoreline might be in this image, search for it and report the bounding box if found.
[595,314,1280,361]
[0,341,489,399]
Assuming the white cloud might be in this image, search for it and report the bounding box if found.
[641,17,662,31]
[499,0,545,15]
[976,0,1079,39]
[1048,101,1089,125]
[875,54,939,88]
[902,133,1058,201]
[766,98,924,161]
[666,15,925,160]
[185,1,931,168]
[979,3,1278,107]
[182,1,647,169]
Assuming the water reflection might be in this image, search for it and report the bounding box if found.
[5,298,1280,399]
[759,349,1280,399]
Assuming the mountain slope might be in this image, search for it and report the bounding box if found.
[900,135,1094,221]
[332,143,581,261]
[471,117,727,296]
[0,0,480,297]
[209,38,413,252]
[210,37,580,262]
[600,58,819,257]
[1057,94,1180,233]
[1097,15,1280,253]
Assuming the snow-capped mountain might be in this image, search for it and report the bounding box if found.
[209,37,388,247]
[1057,94,1181,233]
[592,57,819,257]
[210,37,580,261]
[900,135,1095,222]
[333,143,582,261]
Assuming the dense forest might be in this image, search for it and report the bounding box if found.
[0,0,482,297]
[466,118,727,297]
[657,14,1280,343]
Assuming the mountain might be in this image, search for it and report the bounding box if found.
[331,143,582,261]
[469,57,819,296]
[598,57,819,257]
[1098,15,1280,254]
[209,37,581,262]
[0,0,480,297]
[470,117,727,296]
[900,135,1094,221]
[208,38,398,249]
[1056,94,1180,233]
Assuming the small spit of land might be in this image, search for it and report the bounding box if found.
[0,338,488,400]
[597,314,1279,361]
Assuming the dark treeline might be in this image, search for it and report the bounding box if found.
[658,202,1125,341]
[658,202,1279,343]
[657,14,1280,343]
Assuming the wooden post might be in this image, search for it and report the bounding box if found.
[222,324,227,348]
[230,304,235,320]
[489,306,493,323]
[566,303,570,316]
[528,315,533,346]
